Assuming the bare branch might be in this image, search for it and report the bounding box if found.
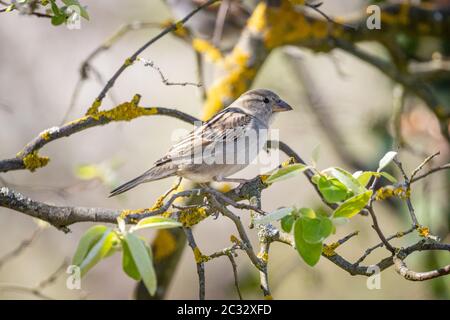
[410,152,440,182]
[0,104,198,173]
[275,231,450,277]
[367,206,396,253]
[258,241,271,299]
[226,253,243,300]
[138,57,202,87]
[207,195,263,271]
[353,226,416,266]
[411,163,450,183]
[393,157,419,226]
[0,187,120,232]
[393,255,450,281]
[183,227,205,300]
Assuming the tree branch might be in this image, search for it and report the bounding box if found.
[393,255,450,281]
[0,103,198,173]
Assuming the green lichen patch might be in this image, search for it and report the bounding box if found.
[23,151,50,172]
[87,94,158,122]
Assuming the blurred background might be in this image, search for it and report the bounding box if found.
[0,0,449,299]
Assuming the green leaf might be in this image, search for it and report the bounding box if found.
[50,0,61,15]
[379,171,397,183]
[130,216,182,232]
[72,225,108,266]
[317,175,350,203]
[300,216,333,244]
[354,171,397,187]
[378,151,397,171]
[122,238,141,281]
[78,229,118,276]
[294,219,322,267]
[280,215,295,233]
[253,207,293,225]
[266,164,308,184]
[326,167,366,194]
[51,14,66,25]
[333,190,373,219]
[298,207,316,218]
[353,171,374,187]
[124,233,157,295]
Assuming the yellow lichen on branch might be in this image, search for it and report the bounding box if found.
[247,1,332,49]
[258,251,269,263]
[193,247,210,264]
[418,226,430,238]
[202,47,257,120]
[178,207,208,227]
[86,99,102,116]
[22,151,50,172]
[39,131,51,141]
[87,94,158,122]
[322,242,340,257]
[193,39,223,63]
[230,235,241,246]
[119,208,147,223]
[375,186,411,201]
[201,0,339,120]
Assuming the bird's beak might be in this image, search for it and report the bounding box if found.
[273,99,293,112]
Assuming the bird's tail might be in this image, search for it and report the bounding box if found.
[109,164,177,197]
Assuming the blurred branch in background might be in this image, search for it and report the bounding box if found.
[0,259,77,300]
[0,226,43,270]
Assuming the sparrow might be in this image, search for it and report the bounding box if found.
[109,89,292,197]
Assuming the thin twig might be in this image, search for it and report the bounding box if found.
[138,57,202,87]
[207,195,263,270]
[226,253,243,300]
[411,163,450,183]
[393,157,419,226]
[366,206,396,253]
[183,227,205,300]
[303,0,356,30]
[410,151,440,182]
[353,226,415,266]
[336,231,359,246]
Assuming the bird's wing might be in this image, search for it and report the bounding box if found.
[155,108,254,165]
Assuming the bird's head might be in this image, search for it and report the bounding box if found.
[237,89,293,120]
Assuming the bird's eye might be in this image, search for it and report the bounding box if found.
[263,97,270,104]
